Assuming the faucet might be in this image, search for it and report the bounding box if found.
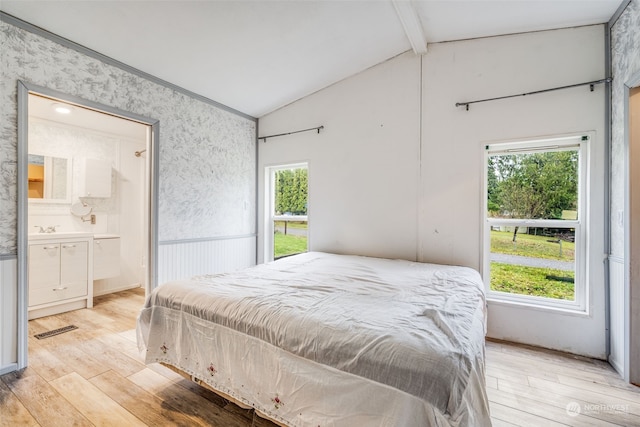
[34,225,59,233]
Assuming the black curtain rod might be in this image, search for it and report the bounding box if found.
[456,78,612,111]
[259,126,324,142]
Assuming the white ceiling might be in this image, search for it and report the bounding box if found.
[29,93,149,140]
[1,0,623,118]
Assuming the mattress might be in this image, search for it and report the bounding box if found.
[137,252,490,426]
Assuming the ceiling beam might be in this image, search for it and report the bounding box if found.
[392,0,427,54]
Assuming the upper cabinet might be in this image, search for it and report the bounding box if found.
[78,158,112,198]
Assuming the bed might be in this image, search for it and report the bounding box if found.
[136,252,490,426]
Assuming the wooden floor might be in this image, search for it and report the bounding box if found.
[1,289,639,427]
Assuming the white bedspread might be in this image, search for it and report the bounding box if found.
[137,252,490,426]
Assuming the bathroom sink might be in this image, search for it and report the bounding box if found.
[28,231,94,240]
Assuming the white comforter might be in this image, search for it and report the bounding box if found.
[137,252,490,426]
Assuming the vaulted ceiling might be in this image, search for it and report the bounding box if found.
[1,0,623,118]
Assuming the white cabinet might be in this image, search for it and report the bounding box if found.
[28,235,93,319]
[78,158,111,197]
[93,236,120,280]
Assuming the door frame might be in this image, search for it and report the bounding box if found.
[624,71,640,385]
[16,81,160,369]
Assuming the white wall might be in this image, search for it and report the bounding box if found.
[421,26,606,358]
[259,25,607,358]
[95,134,147,296]
[259,52,422,262]
[610,256,626,373]
[420,28,605,268]
[158,236,256,284]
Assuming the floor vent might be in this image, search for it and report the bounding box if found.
[34,325,78,340]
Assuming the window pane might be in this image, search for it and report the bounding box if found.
[273,219,308,259]
[274,168,308,216]
[489,227,575,300]
[487,150,579,220]
[273,166,308,259]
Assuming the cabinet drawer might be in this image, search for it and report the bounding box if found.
[29,282,87,306]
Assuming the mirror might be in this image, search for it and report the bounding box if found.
[27,153,72,203]
[70,201,92,217]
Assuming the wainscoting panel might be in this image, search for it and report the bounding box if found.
[0,256,17,374]
[609,256,626,376]
[157,236,257,285]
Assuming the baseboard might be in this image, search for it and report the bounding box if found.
[0,363,18,375]
[28,299,87,320]
[609,354,624,377]
[93,283,141,297]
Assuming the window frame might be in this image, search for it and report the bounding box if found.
[482,135,589,312]
[264,162,309,262]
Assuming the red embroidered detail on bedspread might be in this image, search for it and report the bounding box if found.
[207,363,217,376]
[271,395,284,409]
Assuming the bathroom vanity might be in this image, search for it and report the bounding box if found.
[28,232,120,319]
[93,234,121,280]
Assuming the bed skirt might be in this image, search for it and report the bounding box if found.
[138,304,488,426]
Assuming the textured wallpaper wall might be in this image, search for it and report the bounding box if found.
[0,18,256,255]
[611,0,640,257]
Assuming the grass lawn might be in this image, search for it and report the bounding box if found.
[491,230,574,261]
[490,230,575,300]
[274,232,307,259]
[490,262,575,300]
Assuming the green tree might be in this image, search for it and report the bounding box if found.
[487,156,501,214]
[275,168,307,215]
[489,151,577,220]
[488,150,578,241]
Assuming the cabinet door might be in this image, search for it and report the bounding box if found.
[79,158,111,197]
[93,237,120,280]
[28,243,60,290]
[60,241,89,288]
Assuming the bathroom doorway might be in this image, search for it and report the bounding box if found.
[28,92,150,306]
[16,81,159,368]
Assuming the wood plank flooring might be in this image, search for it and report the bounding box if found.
[1,288,638,426]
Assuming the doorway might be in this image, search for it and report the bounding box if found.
[17,81,160,369]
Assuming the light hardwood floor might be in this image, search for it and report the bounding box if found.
[1,288,638,426]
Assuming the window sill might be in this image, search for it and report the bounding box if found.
[486,296,590,317]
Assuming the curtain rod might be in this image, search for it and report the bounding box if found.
[259,126,324,142]
[455,78,612,111]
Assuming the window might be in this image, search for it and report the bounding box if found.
[484,135,588,311]
[265,163,308,261]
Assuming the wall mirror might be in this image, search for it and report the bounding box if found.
[27,153,72,203]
